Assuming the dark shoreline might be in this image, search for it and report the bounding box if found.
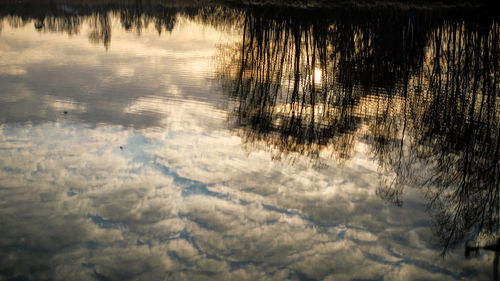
[0,0,498,9]
[224,0,499,9]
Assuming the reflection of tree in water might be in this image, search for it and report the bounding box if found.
[396,20,499,254]
[217,7,430,162]
[216,6,500,261]
[88,12,111,49]
[364,19,500,257]
[117,1,179,35]
[0,1,236,48]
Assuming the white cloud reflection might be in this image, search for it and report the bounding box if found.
[0,10,494,281]
[0,108,493,280]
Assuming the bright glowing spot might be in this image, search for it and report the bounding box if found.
[314,68,323,86]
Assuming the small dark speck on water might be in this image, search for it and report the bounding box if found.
[120,146,123,150]
[63,111,68,114]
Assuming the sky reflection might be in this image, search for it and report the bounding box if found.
[0,11,236,128]
[0,2,498,281]
[1,119,489,280]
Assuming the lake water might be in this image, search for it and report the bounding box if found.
[0,2,498,280]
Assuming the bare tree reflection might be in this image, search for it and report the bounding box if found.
[411,20,499,254]
[367,20,500,256]
[216,6,500,265]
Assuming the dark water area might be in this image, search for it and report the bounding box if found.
[0,1,498,280]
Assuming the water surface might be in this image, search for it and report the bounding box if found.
[0,2,498,280]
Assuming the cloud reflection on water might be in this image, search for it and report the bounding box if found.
[0,11,232,129]
[0,2,498,281]
[1,118,489,280]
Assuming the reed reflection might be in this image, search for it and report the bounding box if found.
[216,7,500,258]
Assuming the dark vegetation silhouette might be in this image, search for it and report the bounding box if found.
[0,1,238,49]
[215,5,500,265]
